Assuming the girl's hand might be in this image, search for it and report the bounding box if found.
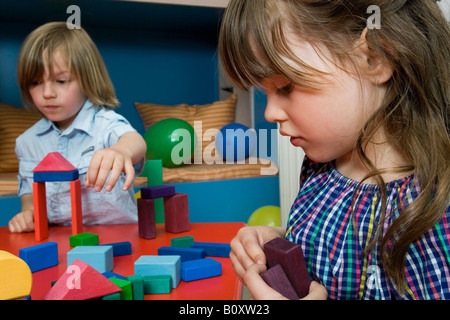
[230,226,285,283]
[8,210,35,233]
[85,147,135,192]
[243,263,328,300]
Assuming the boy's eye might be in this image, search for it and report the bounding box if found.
[276,83,293,95]
[56,79,68,84]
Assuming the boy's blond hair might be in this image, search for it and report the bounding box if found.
[17,21,118,109]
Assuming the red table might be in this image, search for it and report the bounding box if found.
[0,222,245,300]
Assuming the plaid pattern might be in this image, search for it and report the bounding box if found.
[285,158,450,300]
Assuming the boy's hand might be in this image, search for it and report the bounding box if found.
[8,210,34,233]
[85,147,135,192]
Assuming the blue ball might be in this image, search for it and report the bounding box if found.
[215,123,256,162]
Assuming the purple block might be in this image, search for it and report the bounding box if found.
[260,264,300,300]
[141,185,175,199]
[137,198,156,239]
[264,237,310,299]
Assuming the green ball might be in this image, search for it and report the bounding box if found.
[247,206,281,227]
[144,118,197,168]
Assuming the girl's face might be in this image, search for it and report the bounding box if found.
[261,40,379,164]
[29,50,87,132]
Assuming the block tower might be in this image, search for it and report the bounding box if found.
[32,152,82,241]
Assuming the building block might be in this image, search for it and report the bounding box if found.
[33,182,48,241]
[69,232,99,246]
[190,242,231,257]
[263,237,310,299]
[134,255,181,289]
[164,193,190,233]
[181,258,222,282]
[19,241,58,273]
[260,264,300,300]
[137,198,156,239]
[171,236,194,248]
[143,275,172,294]
[70,178,83,235]
[67,245,113,273]
[143,159,165,223]
[109,277,133,300]
[32,152,77,172]
[127,274,144,300]
[44,259,121,300]
[141,185,176,199]
[158,246,206,262]
[103,271,127,280]
[101,292,121,300]
[33,170,79,182]
[0,250,32,300]
[100,241,132,256]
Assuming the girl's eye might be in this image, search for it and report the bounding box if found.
[276,83,293,95]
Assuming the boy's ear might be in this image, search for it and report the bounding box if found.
[357,28,394,85]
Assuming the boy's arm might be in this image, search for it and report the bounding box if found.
[8,193,34,233]
[85,131,147,192]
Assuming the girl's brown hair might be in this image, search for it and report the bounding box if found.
[219,0,450,290]
[17,21,118,109]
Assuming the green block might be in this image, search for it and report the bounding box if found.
[143,159,164,223]
[69,232,99,246]
[127,274,144,300]
[101,292,121,300]
[143,275,172,294]
[155,198,165,223]
[110,278,133,300]
[171,236,194,248]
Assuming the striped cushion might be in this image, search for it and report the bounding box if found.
[135,94,237,162]
[0,104,42,173]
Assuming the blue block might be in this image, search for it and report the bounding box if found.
[157,246,205,262]
[100,241,132,256]
[181,258,222,282]
[190,242,231,257]
[67,245,113,273]
[102,271,127,280]
[19,241,59,273]
[134,255,181,288]
[33,170,79,182]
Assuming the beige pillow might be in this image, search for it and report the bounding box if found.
[135,94,237,162]
[0,103,42,173]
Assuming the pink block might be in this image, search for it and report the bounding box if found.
[33,152,77,172]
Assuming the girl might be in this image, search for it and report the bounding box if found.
[219,0,450,299]
[9,22,147,232]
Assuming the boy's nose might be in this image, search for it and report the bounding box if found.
[43,82,56,99]
[264,96,287,124]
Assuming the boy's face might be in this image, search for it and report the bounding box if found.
[29,49,87,132]
[261,40,382,164]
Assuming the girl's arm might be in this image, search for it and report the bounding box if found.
[85,131,147,192]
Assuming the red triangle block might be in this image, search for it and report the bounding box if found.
[43,259,121,300]
[33,152,77,172]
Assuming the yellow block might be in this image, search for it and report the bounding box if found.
[0,250,32,300]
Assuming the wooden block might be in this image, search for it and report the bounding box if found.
[171,236,194,248]
[70,179,83,235]
[127,274,144,300]
[141,185,176,199]
[0,250,32,300]
[158,246,205,262]
[263,237,310,299]
[144,159,163,187]
[44,259,121,300]
[137,198,156,239]
[33,181,48,242]
[101,292,121,300]
[109,278,133,300]
[143,275,172,294]
[260,264,300,300]
[19,241,58,273]
[33,170,79,182]
[190,242,231,257]
[100,241,132,256]
[181,258,222,282]
[103,271,127,280]
[67,245,113,273]
[164,193,190,233]
[69,232,99,246]
[32,152,77,172]
[134,255,181,288]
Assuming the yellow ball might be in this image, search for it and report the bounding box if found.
[247,206,281,227]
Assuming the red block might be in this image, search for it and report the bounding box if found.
[137,198,156,239]
[33,182,48,242]
[32,152,77,172]
[264,237,310,299]
[260,264,300,300]
[70,179,83,235]
[44,259,121,300]
[164,193,190,233]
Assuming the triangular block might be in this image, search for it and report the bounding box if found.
[33,152,77,172]
[43,259,121,300]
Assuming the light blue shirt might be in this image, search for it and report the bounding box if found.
[15,100,144,225]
